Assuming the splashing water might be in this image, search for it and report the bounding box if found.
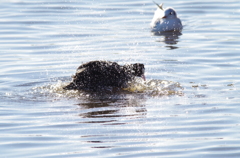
[32,80,81,99]
[123,78,183,96]
[33,78,183,100]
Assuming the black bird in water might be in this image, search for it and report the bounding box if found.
[63,61,145,90]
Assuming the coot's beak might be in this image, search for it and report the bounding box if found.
[162,15,167,19]
[141,74,146,81]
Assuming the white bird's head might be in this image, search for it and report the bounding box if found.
[162,8,178,19]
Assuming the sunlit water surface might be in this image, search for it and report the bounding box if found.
[1,0,240,157]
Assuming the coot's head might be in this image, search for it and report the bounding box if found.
[132,63,146,81]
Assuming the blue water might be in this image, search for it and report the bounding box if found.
[1,0,240,157]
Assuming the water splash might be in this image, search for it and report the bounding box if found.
[123,78,183,96]
[32,80,81,99]
[33,78,183,99]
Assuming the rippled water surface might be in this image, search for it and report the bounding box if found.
[1,0,240,157]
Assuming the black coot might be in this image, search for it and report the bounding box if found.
[63,61,145,90]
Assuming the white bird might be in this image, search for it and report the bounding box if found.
[150,2,183,32]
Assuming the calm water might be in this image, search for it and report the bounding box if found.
[1,0,240,157]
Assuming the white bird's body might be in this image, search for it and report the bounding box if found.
[150,2,182,32]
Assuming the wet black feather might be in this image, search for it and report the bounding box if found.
[63,61,145,90]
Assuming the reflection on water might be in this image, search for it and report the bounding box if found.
[77,97,147,121]
[152,31,182,49]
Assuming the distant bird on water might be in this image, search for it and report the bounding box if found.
[150,2,183,32]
